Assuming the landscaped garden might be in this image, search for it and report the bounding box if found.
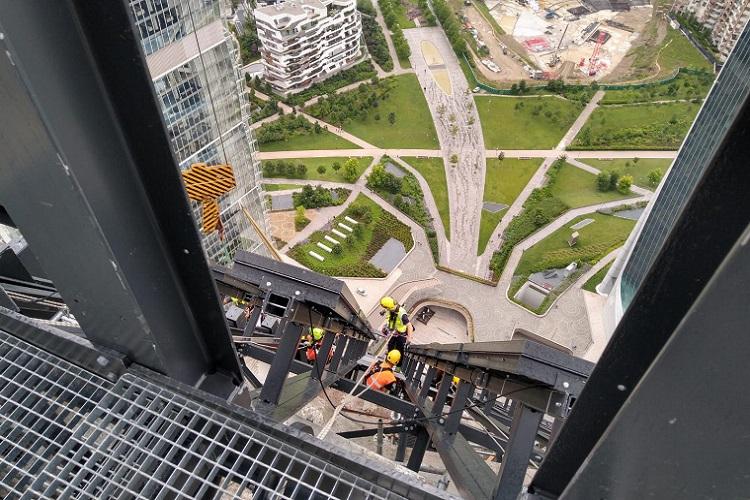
[581,158,672,190]
[256,115,359,152]
[361,15,394,72]
[549,162,637,208]
[306,75,439,149]
[583,261,613,293]
[478,158,542,254]
[288,194,414,277]
[570,101,700,150]
[475,96,583,149]
[366,157,441,261]
[263,183,304,192]
[261,157,372,183]
[508,212,635,313]
[282,61,378,106]
[600,71,714,105]
[402,157,450,238]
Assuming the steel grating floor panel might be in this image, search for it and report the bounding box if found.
[0,330,445,499]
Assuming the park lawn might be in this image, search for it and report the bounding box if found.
[402,157,450,238]
[263,183,304,192]
[262,157,372,183]
[582,158,673,190]
[601,72,714,104]
[657,27,713,78]
[475,96,582,149]
[583,261,613,293]
[515,212,636,277]
[339,75,438,148]
[259,128,360,152]
[288,194,413,277]
[478,158,543,254]
[571,101,701,150]
[550,162,637,208]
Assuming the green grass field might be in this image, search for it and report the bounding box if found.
[475,96,582,149]
[261,157,372,183]
[571,101,700,150]
[478,158,542,254]
[550,162,637,208]
[657,27,714,78]
[515,213,636,277]
[288,194,413,277]
[582,158,673,190]
[322,75,438,149]
[262,183,304,192]
[601,72,714,104]
[402,157,451,238]
[258,128,360,152]
[583,261,613,293]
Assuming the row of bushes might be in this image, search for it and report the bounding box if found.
[248,91,279,122]
[255,114,323,145]
[292,185,349,209]
[489,160,569,279]
[574,117,693,149]
[361,16,394,72]
[379,0,411,61]
[597,171,633,194]
[307,79,392,126]
[285,61,377,106]
[431,0,468,58]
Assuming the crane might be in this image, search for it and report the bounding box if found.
[588,31,607,77]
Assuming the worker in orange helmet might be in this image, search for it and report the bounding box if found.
[365,350,401,393]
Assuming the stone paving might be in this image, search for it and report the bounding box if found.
[403,27,486,274]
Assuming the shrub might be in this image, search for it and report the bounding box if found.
[647,168,663,187]
[366,164,402,193]
[332,244,343,255]
[317,165,327,174]
[617,175,633,194]
[343,158,361,182]
[294,206,310,231]
[597,171,611,192]
[332,162,341,171]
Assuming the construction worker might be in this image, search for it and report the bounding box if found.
[301,327,325,364]
[365,350,401,393]
[379,296,413,366]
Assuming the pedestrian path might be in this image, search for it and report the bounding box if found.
[258,149,678,160]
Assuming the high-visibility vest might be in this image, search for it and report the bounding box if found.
[387,307,408,334]
[366,364,397,391]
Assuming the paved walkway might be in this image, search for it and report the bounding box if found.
[404,27,487,273]
[475,90,607,277]
[258,149,679,160]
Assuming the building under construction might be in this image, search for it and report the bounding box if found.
[0,2,749,499]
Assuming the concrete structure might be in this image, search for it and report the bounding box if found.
[254,0,362,94]
[597,21,750,336]
[129,0,270,265]
[675,0,750,59]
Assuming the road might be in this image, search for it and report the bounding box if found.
[258,149,678,160]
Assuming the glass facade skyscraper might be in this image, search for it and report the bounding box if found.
[129,0,269,265]
[599,21,750,334]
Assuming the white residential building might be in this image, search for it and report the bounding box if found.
[675,0,750,60]
[254,0,362,94]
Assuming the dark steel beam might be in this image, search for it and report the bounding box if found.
[311,332,336,381]
[445,381,473,436]
[259,322,302,405]
[337,426,409,439]
[406,426,431,472]
[419,366,437,403]
[0,1,241,389]
[493,404,543,500]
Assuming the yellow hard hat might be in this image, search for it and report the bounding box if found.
[386,349,401,365]
[380,296,396,310]
[310,327,324,341]
[452,376,460,384]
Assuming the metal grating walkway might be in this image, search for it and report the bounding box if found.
[0,331,443,499]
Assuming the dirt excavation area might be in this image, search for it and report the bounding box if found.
[461,0,655,84]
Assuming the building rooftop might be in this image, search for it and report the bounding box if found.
[255,0,326,20]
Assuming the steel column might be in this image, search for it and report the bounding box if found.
[419,367,437,403]
[445,381,473,436]
[493,404,543,500]
[259,323,303,405]
[395,430,408,462]
[0,0,241,390]
[311,332,336,381]
[431,374,453,418]
[407,426,431,472]
[329,336,347,373]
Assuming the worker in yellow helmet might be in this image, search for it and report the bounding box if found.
[365,350,401,393]
[379,296,413,366]
[301,327,325,364]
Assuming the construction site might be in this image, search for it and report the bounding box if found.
[460,0,655,83]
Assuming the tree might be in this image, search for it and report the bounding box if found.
[388,112,396,125]
[608,170,620,191]
[332,161,341,172]
[518,80,527,94]
[343,158,360,183]
[294,205,310,231]
[497,151,505,161]
[353,223,364,240]
[510,83,518,95]
[366,164,401,193]
[317,165,327,174]
[296,163,308,178]
[450,154,458,164]
[332,244,343,255]
[617,175,633,194]
[597,171,611,192]
[647,168,663,187]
